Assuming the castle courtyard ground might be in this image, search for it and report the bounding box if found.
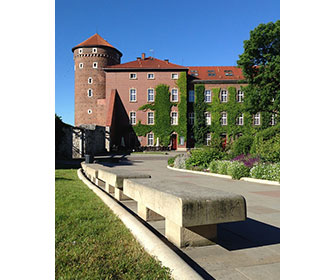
[93,153,280,280]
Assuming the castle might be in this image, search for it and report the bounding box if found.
[72,33,272,153]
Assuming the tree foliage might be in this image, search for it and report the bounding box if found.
[237,21,280,116]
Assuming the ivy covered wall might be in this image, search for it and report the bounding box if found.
[132,72,188,147]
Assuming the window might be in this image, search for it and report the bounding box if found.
[206,133,211,146]
[79,63,83,69]
[188,90,195,102]
[87,88,93,97]
[130,73,137,79]
[130,88,137,102]
[188,112,195,125]
[147,133,154,146]
[130,112,136,125]
[92,48,97,53]
[237,90,244,102]
[207,70,216,77]
[147,73,154,79]
[171,112,178,125]
[204,90,211,103]
[171,73,178,79]
[205,112,211,125]
[221,112,227,126]
[88,109,92,114]
[147,88,154,102]
[147,112,154,125]
[171,88,178,102]
[224,70,233,76]
[78,48,83,54]
[271,114,277,126]
[93,62,98,68]
[253,112,261,126]
[237,113,244,125]
[88,77,93,84]
[220,89,228,102]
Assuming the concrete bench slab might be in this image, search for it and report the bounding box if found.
[123,178,247,248]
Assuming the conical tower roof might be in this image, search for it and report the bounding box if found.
[72,33,122,55]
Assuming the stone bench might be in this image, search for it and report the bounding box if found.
[123,178,247,248]
[81,162,151,201]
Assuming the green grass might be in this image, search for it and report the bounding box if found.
[55,169,171,280]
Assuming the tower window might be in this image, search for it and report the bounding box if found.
[79,63,83,69]
[78,48,83,54]
[88,109,92,114]
[93,62,98,68]
[87,89,93,97]
[92,48,97,53]
[88,77,93,84]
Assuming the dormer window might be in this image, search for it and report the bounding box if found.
[93,62,98,68]
[147,73,154,79]
[92,48,97,53]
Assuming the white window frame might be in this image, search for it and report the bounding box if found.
[171,88,178,102]
[88,109,92,114]
[171,112,178,125]
[205,112,211,126]
[88,77,93,84]
[204,90,212,103]
[93,62,98,69]
[147,133,154,146]
[147,73,155,79]
[87,88,93,97]
[253,112,261,126]
[130,111,136,125]
[206,133,211,146]
[147,88,154,102]
[147,111,154,125]
[188,112,195,125]
[221,112,227,126]
[92,48,97,53]
[171,73,178,80]
[220,89,228,102]
[79,63,83,69]
[271,114,277,126]
[237,90,244,102]
[237,113,244,126]
[78,48,83,54]
[188,90,195,102]
[129,88,137,102]
[129,73,137,80]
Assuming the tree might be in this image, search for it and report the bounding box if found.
[237,21,280,117]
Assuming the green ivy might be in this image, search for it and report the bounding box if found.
[193,84,207,146]
[175,72,187,142]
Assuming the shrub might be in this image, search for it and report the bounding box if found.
[217,160,231,175]
[250,163,280,182]
[173,154,190,169]
[232,135,254,158]
[168,156,177,167]
[227,161,251,180]
[253,133,280,163]
[185,147,224,169]
[209,160,220,173]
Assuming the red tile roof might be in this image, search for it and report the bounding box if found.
[105,57,188,70]
[188,66,245,81]
[72,33,121,54]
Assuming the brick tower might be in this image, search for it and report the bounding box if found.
[72,34,122,126]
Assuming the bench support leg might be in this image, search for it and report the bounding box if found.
[104,182,115,194]
[165,219,217,248]
[137,203,164,221]
[114,188,130,201]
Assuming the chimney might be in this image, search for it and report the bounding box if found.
[137,57,141,61]
[164,59,169,63]
[142,53,145,60]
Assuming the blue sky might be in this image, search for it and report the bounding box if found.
[56,0,279,125]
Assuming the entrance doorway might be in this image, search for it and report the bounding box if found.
[171,134,177,150]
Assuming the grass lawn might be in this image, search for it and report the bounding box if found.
[55,169,171,280]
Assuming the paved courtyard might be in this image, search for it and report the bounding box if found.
[97,153,280,280]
